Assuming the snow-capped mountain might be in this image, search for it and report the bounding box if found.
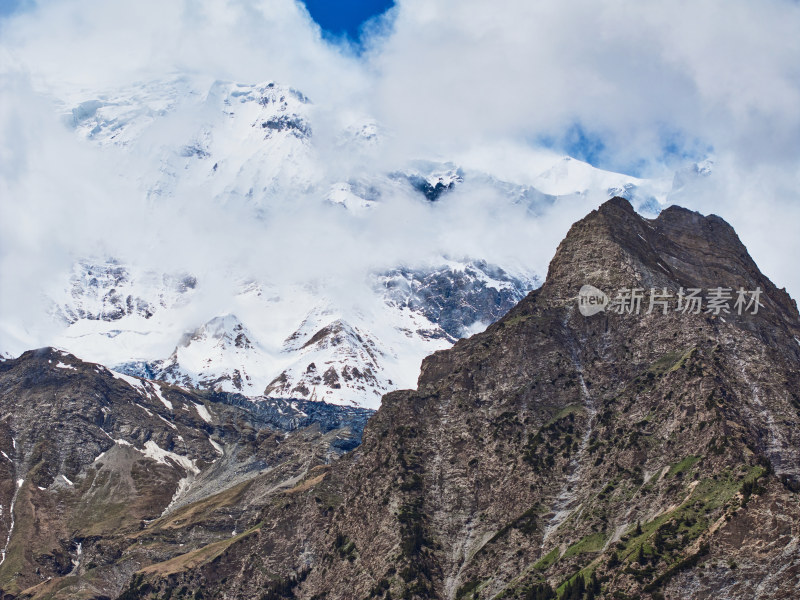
[65,78,318,207]
[141,314,269,392]
[54,259,197,324]
[1,76,711,408]
[51,258,535,407]
[58,76,674,213]
[263,315,388,405]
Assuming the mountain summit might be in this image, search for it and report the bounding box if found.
[2,198,799,599]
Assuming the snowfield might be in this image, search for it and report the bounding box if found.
[0,76,704,409]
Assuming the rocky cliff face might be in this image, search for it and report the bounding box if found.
[4,198,800,600]
[96,197,800,600]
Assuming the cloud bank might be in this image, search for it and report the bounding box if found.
[1,0,800,353]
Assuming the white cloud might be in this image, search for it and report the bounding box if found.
[1,0,800,355]
[364,0,800,295]
[367,0,800,166]
[1,0,364,96]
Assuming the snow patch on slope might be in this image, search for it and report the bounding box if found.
[142,440,199,475]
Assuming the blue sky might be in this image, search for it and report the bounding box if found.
[0,0,25,17]
[302,0,394,41]
[0,1,396,36]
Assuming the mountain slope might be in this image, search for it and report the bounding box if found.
[109,197,800,600]
[0,348,372,599]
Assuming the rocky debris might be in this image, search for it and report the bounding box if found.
[209,392,373,449]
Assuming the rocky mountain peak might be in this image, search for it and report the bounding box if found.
[540,197,799,330]
[386,198,800,598]
[3,200,800,599]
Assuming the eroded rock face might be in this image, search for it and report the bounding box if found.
[0,349,370,599]
[115,197,800,600]
[5,198,800,600]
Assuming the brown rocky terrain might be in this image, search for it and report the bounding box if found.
[3,197,800,599]
[0,349,369,599]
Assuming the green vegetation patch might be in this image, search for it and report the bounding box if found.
[544,404,586,428]
[562,532,607,559]
[648,349,691,376]
[533,547,561,571]
[456,578,487,600]
[609,464,768,592]
[666,455,701,479]
[666,348,697,373]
